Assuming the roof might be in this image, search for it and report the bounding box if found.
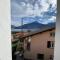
[22,22,55,37]
[22,27,55,38]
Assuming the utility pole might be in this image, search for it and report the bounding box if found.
[19,18,24,60]
[15,18,24,60]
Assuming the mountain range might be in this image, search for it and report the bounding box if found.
[11,21,55,32]
[11,21,55,29]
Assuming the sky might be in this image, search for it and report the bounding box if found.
[11,0,57,26]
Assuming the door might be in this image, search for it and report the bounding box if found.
[37,54,44,60]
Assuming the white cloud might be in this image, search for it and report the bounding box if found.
[12,0,50,17]
[11,1,27,17]
[11,0,56,26]
[38,16,56,24]
[12,0,56,17]
[20,2,26,6]
[49,0,57,7]
[49,16,56,22]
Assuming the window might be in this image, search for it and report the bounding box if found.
[47,41,54,48]
[50,32,55,37]
[37,54,44,60]
[27,42,31,50]
[25,37,31,51]
[26,37,31,51]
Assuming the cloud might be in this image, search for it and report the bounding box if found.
[11,0,57,26]
[49,16,56,22]
[11,0,27,17]
[11,0,51,17]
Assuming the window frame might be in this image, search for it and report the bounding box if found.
[50,32,55,37]
[47,41,54,48]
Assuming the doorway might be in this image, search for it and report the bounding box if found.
[37,54,44,60]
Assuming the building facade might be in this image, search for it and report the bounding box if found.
[24,28,55,60]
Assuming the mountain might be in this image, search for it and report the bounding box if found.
[11,21,55,32]
[14,21,45,29]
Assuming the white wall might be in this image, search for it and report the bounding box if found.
[0,0,12,60]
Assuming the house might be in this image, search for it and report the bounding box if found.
[23,26,55,60]
[11,22,55,60]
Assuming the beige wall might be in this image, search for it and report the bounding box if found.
[24,29,55,60]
